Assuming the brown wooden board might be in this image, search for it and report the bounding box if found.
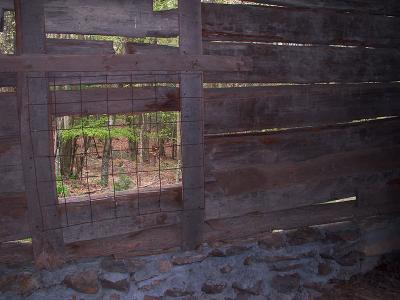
[0,92,19,137]
[66,224,181,260]
[204,118,400,220]
[0,193,30,242]
[245,0,400,16]
[204,83,400,134]
[0,53,251,73]
[0,241,33,265]
[203,42,400,83]
[51,87,180,116]
[179,0,205,250]
[46,39,115,55]
[202,3,400,47]
[15,0,65,268]
[204,196,400,242]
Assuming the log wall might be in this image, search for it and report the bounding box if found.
[0,0,399,263]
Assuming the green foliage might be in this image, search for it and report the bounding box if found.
[0,11,15,54]
[114,169,132,191]
[153,0,178,11]
[59,115,138,142]
[56,181,70,197]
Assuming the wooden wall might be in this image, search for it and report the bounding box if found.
[0,0,399,263]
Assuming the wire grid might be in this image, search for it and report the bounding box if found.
[26,72,205,231]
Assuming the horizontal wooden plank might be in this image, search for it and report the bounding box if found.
[59,184,182,226]
[202,3,400,47]
[0,241,33,265]
[204,118,400,219]
[204,83,400,134]
[62,211,181,243]
[0,53,251,72]
[0,193,30,242]
[0,72,16,87]
[204,195,400,242]
[52,86,180,116]
[203,42,400,83]
[0,0,13,10]
[66,224,181,260]
[44,0,178,37]
[125,43,179,56]
[245,0,400,16]
[46,38,115,55]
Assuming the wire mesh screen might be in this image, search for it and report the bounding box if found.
[26,72,197,232]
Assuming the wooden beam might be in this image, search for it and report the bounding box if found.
[203,42,400,83]
[0,53,251,72]
[15,0,65,269]
[204,118,400,220]
[204,83,400,134]
[179,0,205,250]
[202,3,400,47]
[245,0,400,16]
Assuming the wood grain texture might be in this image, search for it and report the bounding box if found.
[51,86,180,116]
[245,0,400,16]
[202,3,400,47]
[0,193,30,242]
[46,39,115,55]
[0,241,33,265]
[179,0,205,250]
[204,196,400,242]
[0,53,251,72]
[204,83,400,134]
[203,42,400,83]
[204,118,400,220]
[15,0,65,268]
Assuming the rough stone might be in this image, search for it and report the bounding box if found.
[220,264,233,274]
[286,227,324,246]
[270,263,303,272]
[164,287,194,297]
[334,251,364,266]
[144,296,162,300]
[100,256,141,273]
[232,280,262,296]
[100,272,130,292]
[201,281,227,294]
[224,245,249,256]
[15,272,41,296]
[258,233,286,250]
[158,260,173,273]
[109,294,121,300]
[318,262,332,276]
[140,279,164,291]
[325,229,360,243]
[271,273,300,294]
[244,251,314,265]
[171,253,207,265]
[63,269,99,294]
[208,248,225,257]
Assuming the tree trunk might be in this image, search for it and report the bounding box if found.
[100,116,114,187]
[138,113,150,163]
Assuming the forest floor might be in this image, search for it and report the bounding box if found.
[58,139,181,198]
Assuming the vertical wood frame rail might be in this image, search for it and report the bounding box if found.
[179,0,205,250]
[15,0,65,268]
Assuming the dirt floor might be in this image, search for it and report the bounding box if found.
[320,252,400,299]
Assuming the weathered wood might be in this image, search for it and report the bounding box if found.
[51,86,180,116]
[44,0,178,37]
[0,92,19,137]
[0,72,15,87]
[202,3,400,47]
[59,184,182,226]
[204,195,400,242]
[0,193,30,242]
[179,0,205,250]
[126,43,179,56]
[0,53,251,72]
[66,224,181,260]
[245,0,400,16]
[63,211,181,243]
[203,42,400,83]
[204,83,400,134]
[15,0,65,268]
[46,38,115,55]
[0,241,33,265]
[204,118,400,220]
[0,0,13,10]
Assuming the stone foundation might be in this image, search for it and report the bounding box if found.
[1,217,399,300]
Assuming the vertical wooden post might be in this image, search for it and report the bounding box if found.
[179,0,204,250]
[15,0,65,268]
